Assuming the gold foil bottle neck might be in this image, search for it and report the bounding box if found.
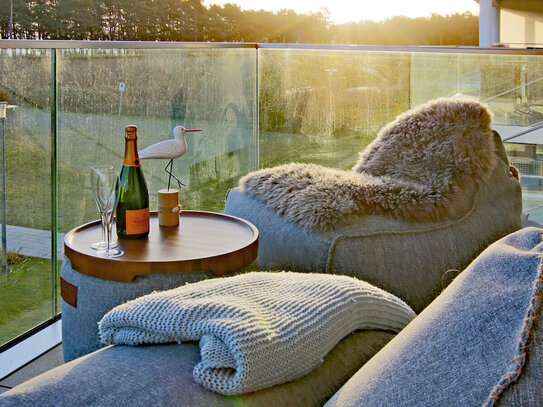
[124,125,138,140]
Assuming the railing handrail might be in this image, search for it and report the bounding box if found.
[2,39,543,54]
[0,40,257,49]
[482,76,543,103]
[502,122,543,142]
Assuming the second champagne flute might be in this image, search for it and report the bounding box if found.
[90,166,118,250]
[92,168,123,258]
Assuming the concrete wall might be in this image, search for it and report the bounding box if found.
[500,1,543,47]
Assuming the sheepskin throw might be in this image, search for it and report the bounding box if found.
[99,271,416,395]
[240,98,497,231]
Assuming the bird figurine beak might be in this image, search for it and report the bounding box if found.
[184,129,202,132]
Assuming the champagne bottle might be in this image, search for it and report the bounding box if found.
[116,125,150,239]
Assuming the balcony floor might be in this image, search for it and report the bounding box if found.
[0,344,64,394]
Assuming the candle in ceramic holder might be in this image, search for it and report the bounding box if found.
[157,189,182,227]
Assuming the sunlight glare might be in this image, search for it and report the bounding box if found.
[203,0,479,24]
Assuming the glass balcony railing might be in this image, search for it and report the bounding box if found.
[1,40,543,351]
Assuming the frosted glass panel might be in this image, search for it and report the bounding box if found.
[410,52,543,126]
[0,48,53,347]
[56,48,257,232]
[258,49,410,170]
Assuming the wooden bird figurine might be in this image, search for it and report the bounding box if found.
[139,126,202,190]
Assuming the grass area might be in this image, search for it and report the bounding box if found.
[0,253,55,346]
[260,129,378,170]
[5,124,52,231]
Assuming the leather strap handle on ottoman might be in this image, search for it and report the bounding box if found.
[60,277,78,308]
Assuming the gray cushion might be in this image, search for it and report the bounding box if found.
[225,132,522,313]
[324,226,543,407]
[0,330,393,407]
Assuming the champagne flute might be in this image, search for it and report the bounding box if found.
[91,167,123,258]
[90,166,118,250]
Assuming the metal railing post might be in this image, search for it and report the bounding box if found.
[0,102,7,274]
[254,46,259,170]
[50,49,58,315]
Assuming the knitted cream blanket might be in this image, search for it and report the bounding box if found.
[240,98,497,231]
[99,272,416,395]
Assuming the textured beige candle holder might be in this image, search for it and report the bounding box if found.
[157,189,182,227]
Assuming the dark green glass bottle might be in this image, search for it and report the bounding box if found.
[116,125,150,239]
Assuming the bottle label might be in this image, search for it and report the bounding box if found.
[123,158,140,167]
[125,208,149,235]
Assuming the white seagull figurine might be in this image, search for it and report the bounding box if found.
[139,126,202,190]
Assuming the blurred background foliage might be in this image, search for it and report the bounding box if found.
[0,0,478,46]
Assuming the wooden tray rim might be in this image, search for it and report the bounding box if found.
[63,210,259,281]
[64,210,258,262]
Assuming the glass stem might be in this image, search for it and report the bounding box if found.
[105,213,112,252]
[101,212,106,242]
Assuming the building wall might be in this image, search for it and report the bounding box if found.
[500,2,543,48]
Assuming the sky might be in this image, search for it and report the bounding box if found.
[203,0,480,24]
